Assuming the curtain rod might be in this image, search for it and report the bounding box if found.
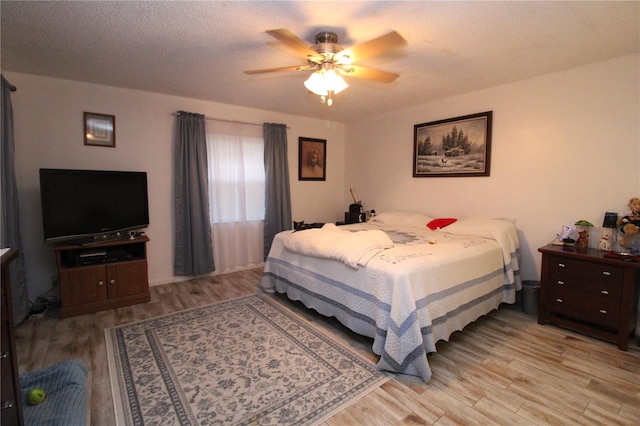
[172,112,289,129]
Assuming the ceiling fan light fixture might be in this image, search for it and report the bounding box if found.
[324,69,348,94]
[304,71,328,96]
[247,28,407,107]
[304,67,348,106]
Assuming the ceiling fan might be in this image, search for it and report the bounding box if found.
[244,29,407,106]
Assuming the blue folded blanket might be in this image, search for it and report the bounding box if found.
[19,359,88,426]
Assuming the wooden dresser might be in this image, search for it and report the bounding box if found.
[1,248,24,426]
[538,245,640,350]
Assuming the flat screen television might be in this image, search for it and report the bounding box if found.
[39,168,149,243]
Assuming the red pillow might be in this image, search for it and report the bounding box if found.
[427,218,457,230]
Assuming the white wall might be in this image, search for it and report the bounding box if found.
[5,72,346,300]
[345,54,640,281]
[7,54,639,301]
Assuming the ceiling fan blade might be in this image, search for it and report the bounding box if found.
[346,65,400,83]
[337,31,407,63]
[244,65,310,75]
[266,29,319,59]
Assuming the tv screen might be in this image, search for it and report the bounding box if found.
[39,169,149,242]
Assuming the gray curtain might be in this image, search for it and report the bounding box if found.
[263,123,292,259]
[173,111,215,275]
[1,74,30,324]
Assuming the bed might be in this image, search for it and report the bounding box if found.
[261,211,521,382]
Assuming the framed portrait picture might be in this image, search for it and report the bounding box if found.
[299,137,326,181]
[84,112,116,147]
[413,111,492,177]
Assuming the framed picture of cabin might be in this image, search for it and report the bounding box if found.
[84,112,116,147]
[413,111,492,177]
[299,137,326,181]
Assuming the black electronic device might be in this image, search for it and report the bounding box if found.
[71,250,107,266]
[603,212,618,228]
[106,250,131,263]
[39,169,149,243]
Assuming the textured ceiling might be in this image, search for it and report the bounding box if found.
[2,1,638,123]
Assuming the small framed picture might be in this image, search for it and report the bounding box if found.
[299,137,326,181]
[84,112,116,147]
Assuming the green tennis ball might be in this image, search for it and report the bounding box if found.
[26,388,46,405]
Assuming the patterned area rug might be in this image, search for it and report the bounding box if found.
[105,293,388,425]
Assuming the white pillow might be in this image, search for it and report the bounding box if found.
[372,211,433,228]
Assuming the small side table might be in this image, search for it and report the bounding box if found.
[538,245,640,350]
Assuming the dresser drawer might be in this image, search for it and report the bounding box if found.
[547,272,622,297]
[548,285,620,327]
[547,256,624,282]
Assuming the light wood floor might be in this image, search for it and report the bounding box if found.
[15,267,640,425]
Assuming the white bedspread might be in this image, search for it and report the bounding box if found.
[284,223,394,268]
[262,218,521,382]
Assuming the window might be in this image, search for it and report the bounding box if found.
[206,121,265,272]
[206,122,265,222]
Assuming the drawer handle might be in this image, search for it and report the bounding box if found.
[556,298,563,303]
[602,271,611,276]
[599,309,607,314]
[110,279,115,285]
[98,280,104,286]
[601,290,609,295]
[0,351,7,359]
[557,263,566,268]
[2,401,14,410]
[556,280,565,285]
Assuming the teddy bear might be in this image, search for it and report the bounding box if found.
[617,197,640,248]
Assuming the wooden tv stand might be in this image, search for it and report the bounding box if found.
[54,235,150,318]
